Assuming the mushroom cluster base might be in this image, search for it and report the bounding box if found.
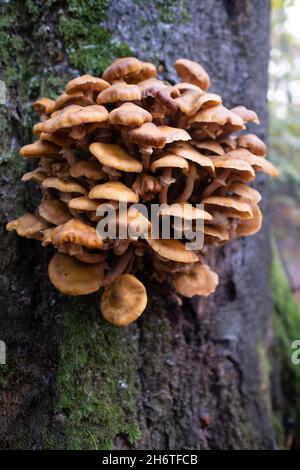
[6,57,278,326]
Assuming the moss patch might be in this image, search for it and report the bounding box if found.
[59,0,133,74]
[270,240,300,446]
[46,297,140,450]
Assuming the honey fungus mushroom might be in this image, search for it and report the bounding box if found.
[6,55,278,326]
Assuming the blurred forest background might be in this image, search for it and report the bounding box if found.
[270,0,300,306]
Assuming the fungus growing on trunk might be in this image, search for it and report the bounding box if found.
[6,56,278,326]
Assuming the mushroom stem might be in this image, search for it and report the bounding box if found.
[159,168,173,204]
[175,163,197,203]
[103,246,134,287]
[201,169,230,199]
[61,148,77,166]
[140,146,153,172]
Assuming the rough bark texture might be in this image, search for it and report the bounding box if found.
[0,0,276,450]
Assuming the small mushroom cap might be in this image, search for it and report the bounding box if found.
[89,181,139,203]
[227,149,278,177]
[227,181,262,204]
[68,196,101,211]
[175,59,210,91]
[128,123,166,148]
[127,61,157,83]
[192,139,225,155]
[96,83,141,104]
[189,104,245,131]
[20,140,60,158]
[173,88,204,116]
[38,105,109,133]
[40,132,73,148]
[38,199,72,225]
[89,142,143,173]
[100,273,147,326]
[51,218,103,249]
[150,154,189,171]
[102,57,142,82]
[159,203,212,220]
[146,238,199,263]
[204,225,230,242]
[202,196,253,219]
[158,126,191,144]
[32,97,55,115]
[210,155,255,178]
[48,253,106,295]
[65,74,110,94]
[169,143,215,172]
[21,168,48,183]
[236,204,262,237]
[109,102,152,127]
[70,160,106,180]
[6,213,48,238]
[173,263,219,297]
[237,133,267,157]
[231,106,260,125]
[54,91,93,110]
[42,177,88,194]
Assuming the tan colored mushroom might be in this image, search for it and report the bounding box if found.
[202,196,253,219]
[20,140,60,158]
[70,160,106,180]
[51,218,103,249]
[132,174,161,201]
[68,196,101,212]
[159,202,212,220]
[173,263,219,297]
[6,213,48,238]
[126,61,157,83]
[175,59,210,91]
[89,181,139,203]
[226,149,278,177]
[128,122,166,148]
[169,143,215,173]
[89,142,143,173]
[32,97,55,116]
[96,83,141,104]
[150,154,189,172]
[235,204,262,237]
[146,238,199,263]
[189,104,245,137]
[109,102,152,127]
[42,177,88,195]
[65,74,110,96]
[227,181,262,204]
[48,252,106,295]
[21,168,48,183]
[231,106,260,125]
[38,199,72,225]
[102,57,142,82]
[158,126,191,144]
[237,134,267,157]
[100,273,147,326]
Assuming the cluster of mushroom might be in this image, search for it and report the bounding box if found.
[6,57,278,326]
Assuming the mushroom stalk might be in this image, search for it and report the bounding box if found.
[176,163,197,203]
[103,246,134,287]
[201,169,230,199]
[159,168,173,204]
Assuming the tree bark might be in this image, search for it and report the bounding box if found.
[0,0,275,449]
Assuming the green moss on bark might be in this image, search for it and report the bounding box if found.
[46,297,140,450]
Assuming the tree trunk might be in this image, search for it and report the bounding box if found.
[0,0,276,450]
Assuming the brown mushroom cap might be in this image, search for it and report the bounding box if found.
[126,61,157,83]
[227,181,262,204]
[38,199,72,225]
[173,263,219,297]
[169,143,215,172]
[96,83,141,104]
[192,139,225,155]
[102,57,142,82]
[173,88,204,116]
[37,105,109,133]
[68,196,101,211]
[147,238,199,263]
[231,106,260,125]
[51,218,103,249]
[89,181,139,203]
[6,213,48,238]
[65,74,110,94]
[128,122,166,148]
[235,204,262,237]
[158,126,191,144]
[189,104,245,131]
[226,149,278,177]
[175,59,210,91]
[150,154,189,171]
[100,273,147,326]
[202,196,253,219]
[48,252,106,295]
[54,91,93,110]
[109,102,152,127]
[159,202,212,220]
[32,97,55,115]
[21,168,48,183]
[70,160,106,180]
[42,177,88,194]
[20,140,60,158]
[237,134,267,157]
[89,142,143,173]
